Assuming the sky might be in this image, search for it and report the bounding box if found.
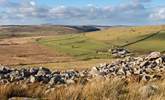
[0,0,165,25]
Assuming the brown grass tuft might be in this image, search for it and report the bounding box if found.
[1,78,165,100]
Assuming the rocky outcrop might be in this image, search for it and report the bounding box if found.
[110,48,131,58]
[89,52,165,82]
[0,52,165,86]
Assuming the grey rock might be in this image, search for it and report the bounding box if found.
[152,75,162,80]
[20,68,30,77]
[30,68,39,75]
[63,70,79,79]
[29,75,38,83]
[89,67,101,76]
[161,55,165,62]
[111,48,130,58]
[0,66,11,74]
[0,51,164,86]
[65,79,75,84]
[117,68,125,75]
[41,76,50,83]
[36,67,51,76]
[140,75,151,81]
[0,79,9,84]
[49,75,65,85]
[0,74,5,80]
[140,61,150,67]
[146,52,161,60]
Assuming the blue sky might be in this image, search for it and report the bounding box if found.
[0,0,165,25]
[38,0,124,7]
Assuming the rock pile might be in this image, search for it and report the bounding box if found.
[90,52,165,81]
[110,48,130,58]
[0,67,80,85]
[0,52,165,86]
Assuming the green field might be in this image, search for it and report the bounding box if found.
[37,34,111,60]
[38,26,165,60]
[126,31,165,53]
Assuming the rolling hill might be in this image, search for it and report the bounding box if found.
[0,25,100,38]
[38,25,165,61]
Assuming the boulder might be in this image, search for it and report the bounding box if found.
[30,68,39,75]
[161,55,165,62]
[140,61,150,67]
[65,79,75,85]
[52,71,60,75]
[36,67,51,76]
[0,79,9,84]
[133,68,140,75]
[155,58,163,65]
[152,75,162,80]
[49,75,65,85]
[140,75,151,81]
[116,68,125,75]
[63,70,79,79]
[146,52,161,60]
[0,66,11,74]
[29,75,38,83]
[41,76,50,83]
[89,67,100,76]
[0,74,5,80]
[111,48,130,58]
[20,68,30,77]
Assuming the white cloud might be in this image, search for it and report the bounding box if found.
[0,2,150,25]
[30,1,36,6]
[0,0,164,25]
[150,7,165,20]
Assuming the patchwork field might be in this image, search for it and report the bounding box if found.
[0,25,165,99]
[0,25,165,69]
[38,25,165,63]
[37,34,111,60]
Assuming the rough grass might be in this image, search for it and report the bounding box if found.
[86,25,165,46]
[0,25,80,38]
[38,25,165,60]
[2,77,165,100]
[126,31,165,53]
[0,82,47,100]
[47,78,165,100]
[30,59,113,71]
[38,34,111,60]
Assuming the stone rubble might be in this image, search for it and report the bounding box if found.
[110,48,131,58]
[0,52,164,86]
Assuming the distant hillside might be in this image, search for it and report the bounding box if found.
[86,25,165,53]
[67,25,100,32]
[0,25,100,38]
[38,25,165,61]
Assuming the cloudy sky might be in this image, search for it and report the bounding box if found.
[0,0,165,25]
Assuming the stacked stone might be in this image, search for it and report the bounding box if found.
[90,52,165,81]
[0,67,80,85]
[0,52,165,86]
